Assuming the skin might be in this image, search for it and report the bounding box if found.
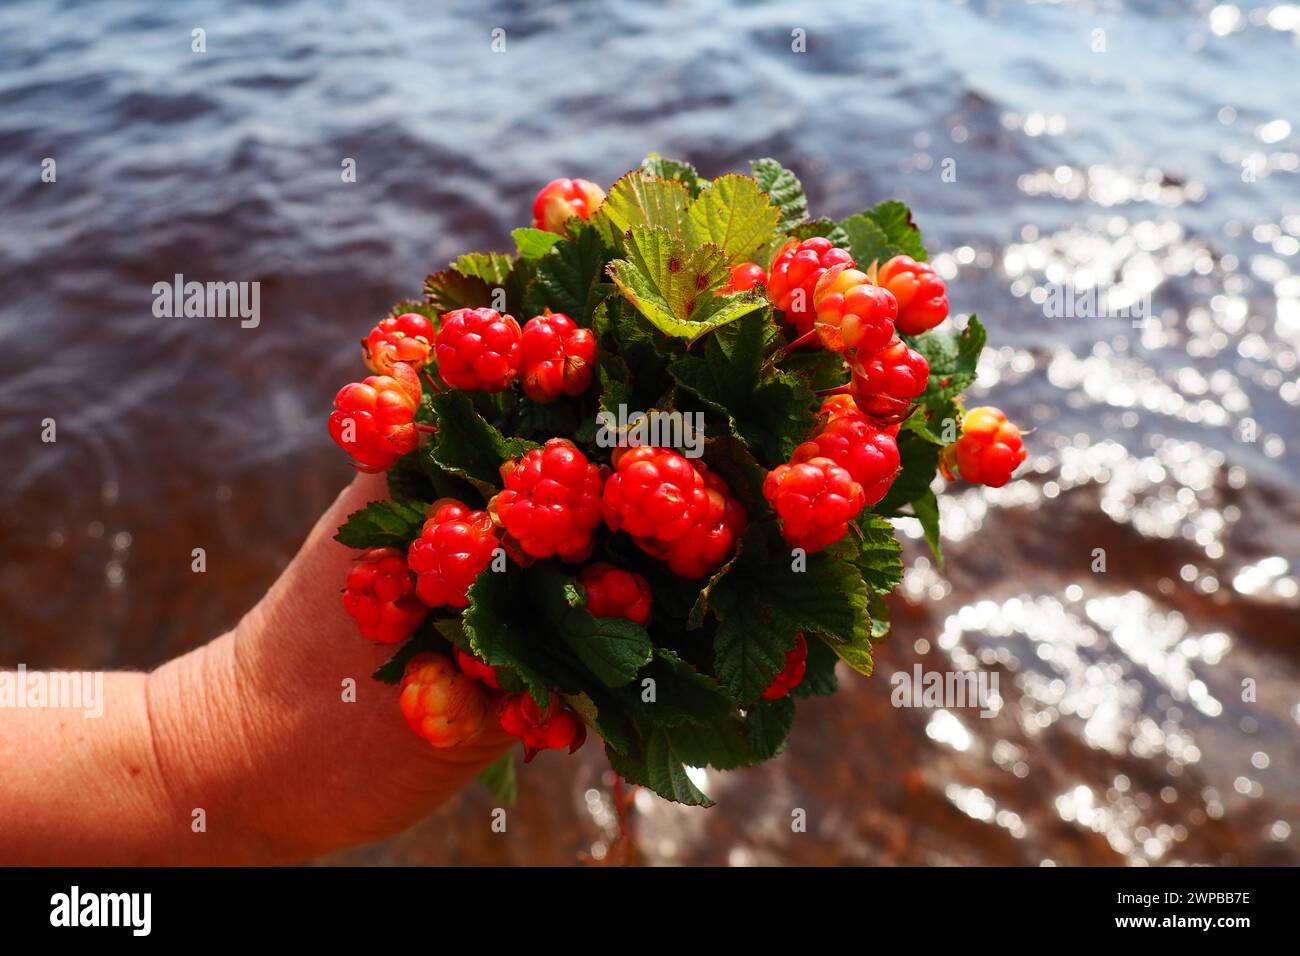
[0,473,511,865]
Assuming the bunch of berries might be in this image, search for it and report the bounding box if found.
[793,396,900,506]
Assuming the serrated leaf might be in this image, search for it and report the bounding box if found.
[526,223,607,324]
[874,432,941,515]
[661,715,758,770]
[512,227,564,260]
[607,736,713,807]
[561,612,653,687]
[616,648,735,727]
[477,752,517,804]
[387,451,437,502]
[747,695,796,760]
[714,611,797,705]
[463,571,553,705]
[750,158,809,233]
[854,514,905,592]
[334,499,428,549]
[828,628,875,676]
[789,217,850,248]
[911,488,943,568]
[687,173,780,262]
[869,589,892,640]
[371,621,445,684]
[840,200,928,266]
[912,315,987,404]
[424,269,493,313]
[594,171,692,237]
[429,390,536,490]
[793,634,840,699]
[608,226,765,342]
[454,251,514,286]
[640,154,706,196]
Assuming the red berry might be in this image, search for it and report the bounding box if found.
[407,501,499,608]
[817,394,867,425]
[434,307,522,392]
[341,547,427,644]
[491,439,604,562]
[813,269,898,356]
[877,255,949,335]
[793,414,900,507]
[327,361,421,472]
[518,312,596,402]
[763,456,866,553]
[532,178,606,234]
[497,692,587,762]
[456,648,501,689]
[721,261,767,294]
[578,563,653,625]
[362,312,436,375]
[762,632,808,700]
[639,469,747,579]
[601,446,711,545]
[766,237,855,338]
[399,652,489,748]
[849,335,930,424]
[951,406,1026,488]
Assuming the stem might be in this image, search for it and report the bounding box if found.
[815,384,852,397]
[414,423,438,434]
[761,329,820,375]
[419,369,443,393]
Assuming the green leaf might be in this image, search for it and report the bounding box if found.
[687,173,780,262]
[526,223,607,324]
[875,432,941,515]
[616,648,735,727]
[827,627,875,676]
[387,451,437,502]
[477,752,517,805]
[840,199,928,266]
[640,154,706,197]
[869,589,892,641]
[911,488,943,568]
[563,690,635,754]
[424,269,493,313]
[428,390,535,490]
[371,621,446,684]
[750,158,809,233]
[561,613,653,688]
[462,570,553,705]
[594,171,692,237]
[334,499,428,549]
[747,696,796,760]
[511,227,564,260]
[853,514,905,592]
[789,217,850,248]
[606,736,712,807]
[608,226,766,342]
[912,315,987,404]
[793,634,840,699]
[713,607,797,705]
[454,251,514,286]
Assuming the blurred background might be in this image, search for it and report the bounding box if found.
[1,0,1297,865]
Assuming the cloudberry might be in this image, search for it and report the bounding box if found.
[721,261,767,294]
[763,456,866,553]
[434,307,522,392]
[877,255,948,335]
[766,237,855,338]
[813,269,898,356]
[518,312,595,402]
[793,414,900,507]
[849,335,930,424]
[578,563,653,625]
[762,632,808,700]
[638,468,746,579]
[362,312,436,375]
[399,652,489,748]
[407,501,499,608]
[341,547,427,645]
[949,406,1027,488]
[532,178,606,234]
[491,439,604,562]
[327,361,421,472]
[601,446,711,546]
[497,692,587,763]
[456,649,501,689]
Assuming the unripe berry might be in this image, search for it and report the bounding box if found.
[434,307,522,392]
[950,406,1026,488]
[813,269,898,356]
[362,312,436,375]
[578,563,652,625]
[342,548,427,644]
[491,439,604,562]
[763,456,866,553]
[721,261,767,294]
[407,501,499,608]
[456,649,501,689]
[518,312,595,402]
[602,446,711,545]
[849,335,930,424]
[399,652,489,748]
[766,237,855,338]
[877,255,949,335]
[793,414,900,507]
[532,178,607,234]
[497,692,587,762]
[762,632,808,700]
[327,361,421,472]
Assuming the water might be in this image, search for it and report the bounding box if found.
[1,0,1297,865]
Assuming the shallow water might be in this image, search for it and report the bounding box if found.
[1,0,1297,865]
